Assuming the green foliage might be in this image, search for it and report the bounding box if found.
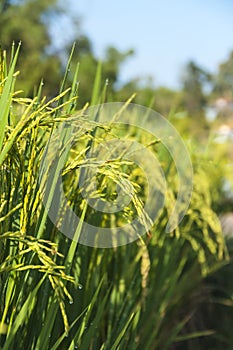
[0,0,135,103]
[0,46,231,350]
[181,61,212,119]
[213,51,233,99]
[0,0,64,95]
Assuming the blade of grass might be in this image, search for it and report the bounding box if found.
[0,43,20,152]
[91,61,102,106]
[110,312,135,350]
[3,275,46,350]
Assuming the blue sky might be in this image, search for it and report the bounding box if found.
[68,0,233,89]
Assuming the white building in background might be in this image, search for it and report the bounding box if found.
[205,97,233,122]
[214,124,233,143]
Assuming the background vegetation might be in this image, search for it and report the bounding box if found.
[1,1,233,349]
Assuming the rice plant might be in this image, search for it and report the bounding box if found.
[0,45,229,350]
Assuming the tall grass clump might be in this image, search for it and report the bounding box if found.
[0,45,230,350]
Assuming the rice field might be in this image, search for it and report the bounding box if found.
[0,45,232,350]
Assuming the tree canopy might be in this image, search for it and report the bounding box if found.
[0,0,233,125]
[213,51,233,99]
[0,0,135,102]
[0,0,64,95]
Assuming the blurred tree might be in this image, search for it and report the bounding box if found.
[153,87,183,115]
[72,45,135,106]
[102,46,134,86]
[180,61,213,140]
[0,0,135,102]
[0,0,65,96]
[212,51,233,99]
[116,79,183,116]
[181,60,212,117]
